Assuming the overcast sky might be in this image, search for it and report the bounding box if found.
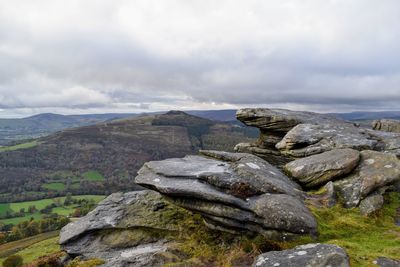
[0,0,399,117]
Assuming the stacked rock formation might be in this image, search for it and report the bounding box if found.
[135,150,317,240]
[373,119,400,133]
[236,108,400,214]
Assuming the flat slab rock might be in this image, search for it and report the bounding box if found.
[334,150,400,208]
[284,148,360,188]
[252,243,350,267]
[60,190,191,267]
[135,150,317,239]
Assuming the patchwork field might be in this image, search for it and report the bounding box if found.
[0,195,105,225]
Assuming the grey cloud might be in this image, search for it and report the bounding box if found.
[0,0,400,116]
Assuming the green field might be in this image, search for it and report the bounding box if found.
[0,141,39,152]
[0,231,60,264]
[41,182,66,191]
[0,203,11,214]
[82,170,105,181]
[0,195,105,225]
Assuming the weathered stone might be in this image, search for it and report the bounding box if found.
[334,150,400,208]
[373,257,400,267]
[306,182,337,208]
[359,194,384,215]
[252,243,350,267]
[135,150,317,238]
[284,149,360,188]
[276,123,377,157]
[373,119,400,133]
[237,108,339,132]
[60,190,192,267]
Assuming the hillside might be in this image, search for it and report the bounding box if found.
[0,111,257,203]
[0,113,137,146]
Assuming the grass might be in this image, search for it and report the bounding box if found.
[0,203,11,214]
[0,141,39,152]
[82,170,105,181]
[0,231,59,260]
[42,182,66,191]
[280,192,400,266]
[0,213,42,225]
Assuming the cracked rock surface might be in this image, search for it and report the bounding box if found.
[135,150,317,239]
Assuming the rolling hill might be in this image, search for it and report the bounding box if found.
[0,111,257,203]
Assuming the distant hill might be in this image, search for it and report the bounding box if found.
[329,111,400,121]
[187,109,238,121]
[0,111,257,203]
[0,113,137,145]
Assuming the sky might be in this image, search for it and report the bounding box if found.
[0,0,400,117]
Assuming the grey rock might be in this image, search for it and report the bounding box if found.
[135,150,317,238]
[252,243,350,267]
[276,123,378,157]
[373,119,400,133]
[359,194,384,215]
[306,182,337,208]
[284,149,360,188]
[374,257,400,267]
[60,190,191,267]
[334,150,400,208]
[236,108,400,169]
[237,108,339,132]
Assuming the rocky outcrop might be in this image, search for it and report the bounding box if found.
[252,243,350,267]
[284,149,360,188]
[235,108,345,166]
[135,150,317,239]
[60,190,192,267]
[334,150,400,208]
[236,108,400,163]
[373,119,400,133]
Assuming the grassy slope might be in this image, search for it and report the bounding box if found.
[280,192,400,266]
[42,182,66,191]
[82,170,105,181]
[0,231,59,260]
[0,141,39,152]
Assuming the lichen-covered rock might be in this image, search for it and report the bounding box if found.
[373,119,400,133]
[135,150,317,239]
[235,108,341,166]
[236,108,400,165]
[276,123,377,157]
[284,149,360,188]
[359,194,384,216]
[60,190,192,267]
[373,257,400,267]
[236,108,339,132]
[334,150,400,208]
[252,243,350,267]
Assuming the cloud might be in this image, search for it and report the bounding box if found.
[0,0,399,116]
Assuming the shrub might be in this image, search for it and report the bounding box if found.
[2,255,23,267]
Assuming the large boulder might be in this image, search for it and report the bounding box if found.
[284,149,360,188]
[252,243,350,267]
[373,119,400,133]
[135,150,317,239]
[334,150,400,208]
[60,190,192,267]
[276,123,378,157]
[235,109,341,166]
